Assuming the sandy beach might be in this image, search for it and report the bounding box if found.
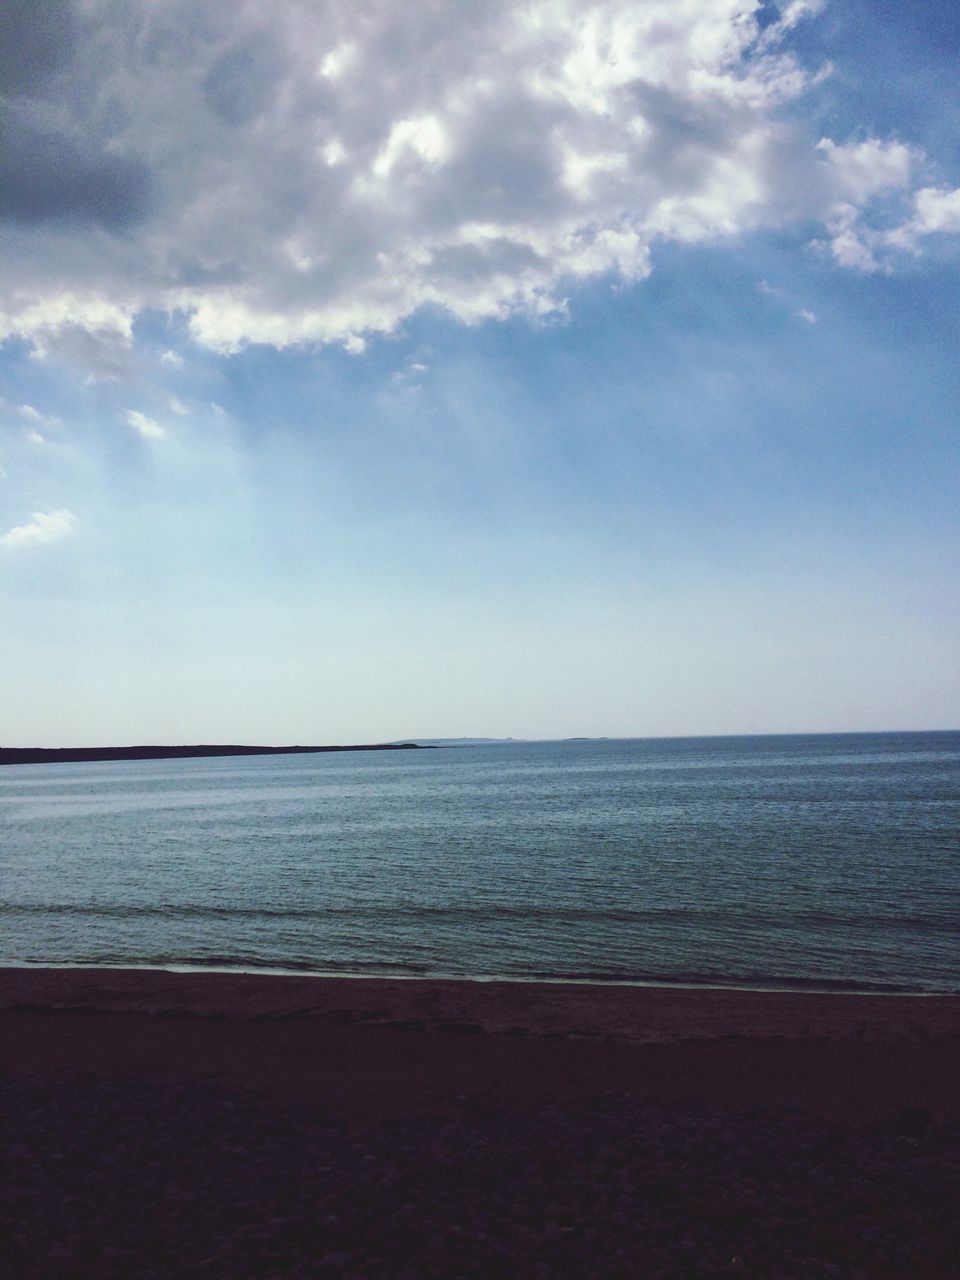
[2,966,960,1121]
[1,967,959,1278]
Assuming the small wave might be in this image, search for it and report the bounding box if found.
[2,899,957,933]
[524,967,928,994]
[10,952,432,977]
[4,955,952,994]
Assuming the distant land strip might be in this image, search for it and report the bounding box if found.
[0,743,431,767]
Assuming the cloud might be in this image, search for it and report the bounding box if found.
[0,508,77,549]
[911,187,960,236]
[883,186,960,254]
[0,0,956,368]
[817,180,960,271]
[0,1,76,96]
[0,109,152,230]
[0,3,151,231]
[815,138,916,205]
[18,403,63,432]
[392,355,429,386]
[20,404,52,425]
[123,410,166,440]
[0,400,62,431]
[755,0,827,53]
[0,398,62,445]
[821,203,884,272]
[1,294,136,381]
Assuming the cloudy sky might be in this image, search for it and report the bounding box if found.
[1,0,958,746]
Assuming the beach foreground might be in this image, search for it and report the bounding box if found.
[2,969,959,1278]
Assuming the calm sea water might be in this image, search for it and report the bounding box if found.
[2,733,958,993]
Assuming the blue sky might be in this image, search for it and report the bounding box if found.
[1,0,958,745]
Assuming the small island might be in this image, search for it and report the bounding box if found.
[0,742,430,767]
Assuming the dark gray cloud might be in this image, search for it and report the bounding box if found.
[0,0,76,97]
[0,109,152,229]
[202,40,282,126]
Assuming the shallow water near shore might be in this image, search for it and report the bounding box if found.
[2,732,959,992]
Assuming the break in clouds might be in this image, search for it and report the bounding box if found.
[1,0,959,368]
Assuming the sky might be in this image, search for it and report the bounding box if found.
[1,0,958,746]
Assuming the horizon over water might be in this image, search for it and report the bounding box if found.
[2,732,958,994]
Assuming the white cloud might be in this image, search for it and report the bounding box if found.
[795,308,817,323]
[0,509,77,549]
[0,400,63,444]
[820,203,884,272]
[18,404,63,434]
[323,140,347,168]
[0,402,63,445]
[0,1,955,366]
[816,138,916,204]
[911,186,960,235]
[319,40,358,81]
[884,186,960,253]
[1,295,136,378]
[772,0,827,33]
[124,410,167,440]
[392,355,429,384]
[371,116,451,180]
[810,140,920,272]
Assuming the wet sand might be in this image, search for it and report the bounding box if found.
[2,968,959,1277]
[2,967,960,1122]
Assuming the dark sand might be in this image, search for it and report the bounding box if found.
[2,968,958,1278]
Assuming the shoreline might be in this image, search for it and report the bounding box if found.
[4,965,960,1054]
[2,958,956,999]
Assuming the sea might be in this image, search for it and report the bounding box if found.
[1,733,958,994]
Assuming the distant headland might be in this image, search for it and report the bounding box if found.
[0,743,431,767]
